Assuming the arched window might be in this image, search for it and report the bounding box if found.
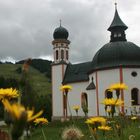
[118,33,121,37]
[114,33,117,38]
[56,50,58,60]
[105,89,113,99]
[81,92,88,109]
[61,50,64,60]
[66,50,68,60]
[131,88,139,105]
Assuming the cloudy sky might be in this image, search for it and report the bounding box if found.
[0,0,140,63]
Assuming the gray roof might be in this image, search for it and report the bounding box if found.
[62,62,92,84]
[92,41,140,70]
[108,9,128,31]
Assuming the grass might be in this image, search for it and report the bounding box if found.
[24,118,140,140]
[0,64,51,95]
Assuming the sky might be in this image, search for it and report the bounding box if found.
[0,0,140,63]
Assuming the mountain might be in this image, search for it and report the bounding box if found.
[16,59,52,80]
[0,63,52,95]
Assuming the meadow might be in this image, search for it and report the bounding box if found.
[24,118,140,140]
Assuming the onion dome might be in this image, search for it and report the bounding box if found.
[92,42,140,70]
[53,25,69,40]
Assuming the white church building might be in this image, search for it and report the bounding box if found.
[51,6,140,120]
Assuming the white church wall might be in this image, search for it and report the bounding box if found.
[97,69,120,116]
[87,90,97,116]
[66,82,96,117]
[67,82,88,116]
[88,73,97,116]
[123,68,140,115]
[52,64,67,118]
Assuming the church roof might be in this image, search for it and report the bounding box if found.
[92,41,140,70]
[53,26,69,40]
[108,8,128,31]
[62,5,140,84]
[62,61,92,84]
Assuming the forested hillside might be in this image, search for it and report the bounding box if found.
[16,59,52,80]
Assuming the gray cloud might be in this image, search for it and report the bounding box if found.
[0,0,140,63]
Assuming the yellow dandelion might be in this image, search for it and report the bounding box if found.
[131,116,137,120]
[27,109,43,122]
[60,85,72,93]
[2,99,26,120]
[85,119,93,124]
[98,125,112,131]
[2,99,43,122]
[106,109,111,113]
[34,117,48,125]
[85,117,106,125]
[109,83,128,90]
[73,105,80,111]
[101,98,124,106]
[0,88,19,100]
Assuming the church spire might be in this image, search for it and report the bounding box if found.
[108,3,128,42]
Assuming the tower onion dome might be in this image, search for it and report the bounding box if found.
[92,5,140,70]
[53,25,69,40]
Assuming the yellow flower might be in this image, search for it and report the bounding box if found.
[109,83,128,90]
[101,98,124,106]
[131,116,137,120]
[27,109,43,122]
[0,88,19,100]
[2,99,26,120]
[85,117,106,125]
[60,85,72,93]
[2,99,43,121]
[85,119,93,124]
[98,125,112,131]
[106,109,111,113]
[73,105,80,111]
[34,117,48,125]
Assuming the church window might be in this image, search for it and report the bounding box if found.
[105,89,113,99]
[56,44,58,47]
[118,33,121,37]
[61,50,64,60]
[66,50,69,60]
[81,93,88,113]
[114,33,117,37]
[56,50,58,60]
[61,43,64,46]
[131,88,139,105]
[131,71,137,77]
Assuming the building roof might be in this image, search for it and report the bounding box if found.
[92,41,140,70]
[62,62,92,84]
[62,6,140,84]
[53,26,69,40]
[108,8,128,31]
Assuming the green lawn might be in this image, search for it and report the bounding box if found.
[24,118,140,140]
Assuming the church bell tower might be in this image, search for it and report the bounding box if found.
[52,21,70,64]
[51,22,70,120]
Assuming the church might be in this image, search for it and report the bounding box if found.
[51,5,140,120]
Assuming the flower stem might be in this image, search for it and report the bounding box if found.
[87,124,97,140]
[41,128,47,140]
